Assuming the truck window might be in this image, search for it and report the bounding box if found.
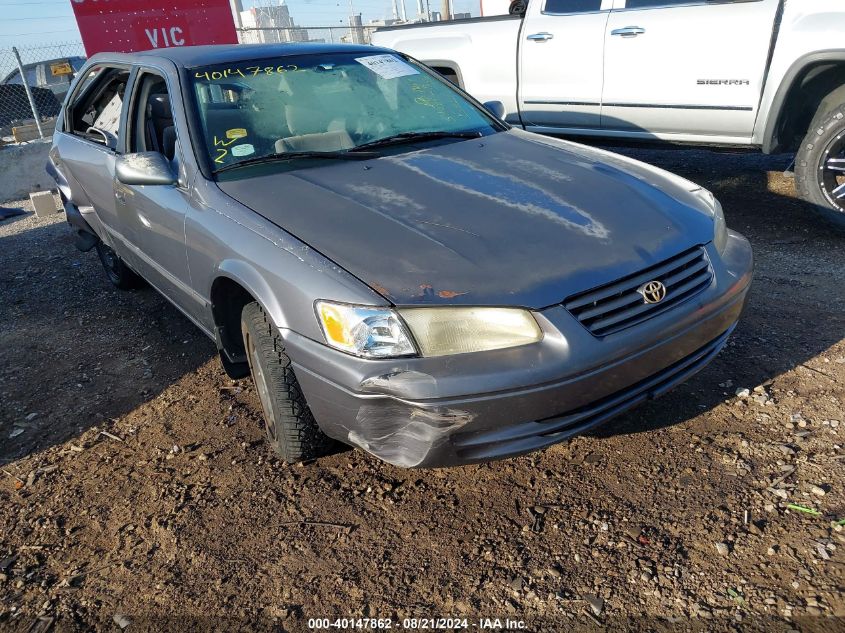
[623,0,690,7]
[5,66,38,86]
[543,0,603,13]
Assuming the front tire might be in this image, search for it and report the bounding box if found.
[94,242,144,289]
[796,104,845,230]
[240,301,333,463]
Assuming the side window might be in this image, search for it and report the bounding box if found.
[8,66,39,86]
[128,71,177,161]
[72,66,101,97]
[544,0,603,13]
[69,66,130,147]
[625,0,710,9]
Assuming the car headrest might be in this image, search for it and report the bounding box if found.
[162,126,177,161]
[275,130,354,153]
[285,104,331,136]
[149,93,172,120]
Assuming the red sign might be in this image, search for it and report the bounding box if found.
[70,0,238,56]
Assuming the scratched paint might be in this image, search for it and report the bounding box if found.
[392,153,610,239]
[349,402,475,468]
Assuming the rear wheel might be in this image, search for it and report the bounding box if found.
[795,104,845,230]
[94,242,144,289]
[240,301,333,463]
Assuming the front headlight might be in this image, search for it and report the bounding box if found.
[315,302,543,359]
[316,301,416,358]
[693,188,728,255]
[713,199,728,254]
[398,307,542,357]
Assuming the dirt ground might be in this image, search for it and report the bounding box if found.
[1,146,844,633]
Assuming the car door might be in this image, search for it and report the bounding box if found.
[602,0,781,141]
[518,0,612,129]
[52,64,132,246]
[114,65,205,324]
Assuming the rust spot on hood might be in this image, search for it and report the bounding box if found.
[369,282,393,299]
[437,290,468,299]
[416,284,469,300]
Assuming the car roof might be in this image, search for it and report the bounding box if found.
[87,43,396,70]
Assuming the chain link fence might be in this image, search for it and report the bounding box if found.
[237,25,378,45]
[0,42,86,143]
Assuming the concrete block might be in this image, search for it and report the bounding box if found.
[30,191,57,217]
[0,139,52,202]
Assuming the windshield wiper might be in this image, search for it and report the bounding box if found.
[213,150,376,174]
[350,130,483,152]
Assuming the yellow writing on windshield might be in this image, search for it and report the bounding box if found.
[213,134,241,164]
[195,65,301,81]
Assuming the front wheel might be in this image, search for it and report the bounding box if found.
[795,104,845,230]
[240,301,334,463]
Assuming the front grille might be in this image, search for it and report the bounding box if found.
[564,246,713,337]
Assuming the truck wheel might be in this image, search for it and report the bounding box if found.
[796,104,845,230]
[240,301,333,463]
[94,242,144,289]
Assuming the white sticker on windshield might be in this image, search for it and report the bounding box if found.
[231,143,255,157]
[354,54,419,80]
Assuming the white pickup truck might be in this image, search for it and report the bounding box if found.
[373,0,845,227]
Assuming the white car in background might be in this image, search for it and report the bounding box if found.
[373,0,845,228]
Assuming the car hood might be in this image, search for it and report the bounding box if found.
[216,130,716,308]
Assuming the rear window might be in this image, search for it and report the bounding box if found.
[544,0,603,13]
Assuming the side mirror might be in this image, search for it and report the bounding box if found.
[483,100,506,120]
[509,0,527,16]
[115,152,176,186]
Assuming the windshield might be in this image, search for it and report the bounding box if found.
[188,51,499,172]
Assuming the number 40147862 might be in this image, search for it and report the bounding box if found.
[195,65,301,81]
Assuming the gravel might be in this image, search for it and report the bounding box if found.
[0,146,843,630]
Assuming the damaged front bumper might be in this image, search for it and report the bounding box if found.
[285,234,753,468]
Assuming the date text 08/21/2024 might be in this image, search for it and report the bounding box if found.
[307,618,527,630]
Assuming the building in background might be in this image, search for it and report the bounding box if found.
[390,0,408,22]
[239,2,309,44]
[230,0,245,28]
[343,14,367,45]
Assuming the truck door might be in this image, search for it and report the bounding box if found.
[518,0,613,130]
[602,0,781,141]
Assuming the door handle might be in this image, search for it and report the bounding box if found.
[527,32,554,42]
[611,26,645,37]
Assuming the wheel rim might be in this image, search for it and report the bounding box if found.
[245,331,277,442]
[98,244,121,284]
[819,132,845,212]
